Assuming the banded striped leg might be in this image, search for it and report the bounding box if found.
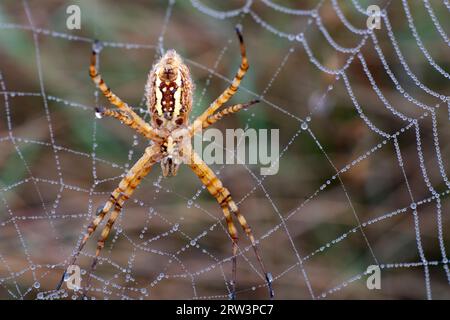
[56,145,160,292]
[95,107,160,141]
[202,100,260,129]
[90,41,161,142]
[195,27,249,125]
[83,166,153,296]
[188,151,274,299]
[82,146,160,296]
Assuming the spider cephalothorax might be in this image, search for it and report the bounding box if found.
[58,28,273,300]
[159,132,190,176]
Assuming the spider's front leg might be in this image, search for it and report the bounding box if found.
[194,27,249,127]
[188,151,274,299]
[56,144,162,293]
[90,40,162,142]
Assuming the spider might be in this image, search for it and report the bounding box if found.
[57,27,273,300]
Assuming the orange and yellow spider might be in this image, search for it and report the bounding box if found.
[57,27,273,300]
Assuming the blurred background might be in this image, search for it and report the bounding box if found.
[0,0,449,299]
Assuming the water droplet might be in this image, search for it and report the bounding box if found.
[96,204,105,216]
[33,282,41,289]
[92,40,103,53]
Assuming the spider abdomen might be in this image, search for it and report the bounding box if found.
[145,50,193,130]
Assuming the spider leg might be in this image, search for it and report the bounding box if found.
[224,203,239,300]
[82,146,159,297]
[194,27,249,126]
[188,151,273,299]
[222,192,274,299]
[95,107,160,141]
[55,189,118,291]
[56,145,161,292]
[56,182,132,291]
[201,100,260,130]
[90,41,161,142]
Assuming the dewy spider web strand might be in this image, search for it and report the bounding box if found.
[0,0,448,300]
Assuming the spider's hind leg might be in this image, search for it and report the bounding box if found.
[223,196,274,299]
[55,190,122,291]
[57,146,160,294]
[221,202,239,300]
[81,146,159,298]
[82,192,129,297]
[189,151,274,299]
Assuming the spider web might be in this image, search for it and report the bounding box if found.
[0,0,449,300]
